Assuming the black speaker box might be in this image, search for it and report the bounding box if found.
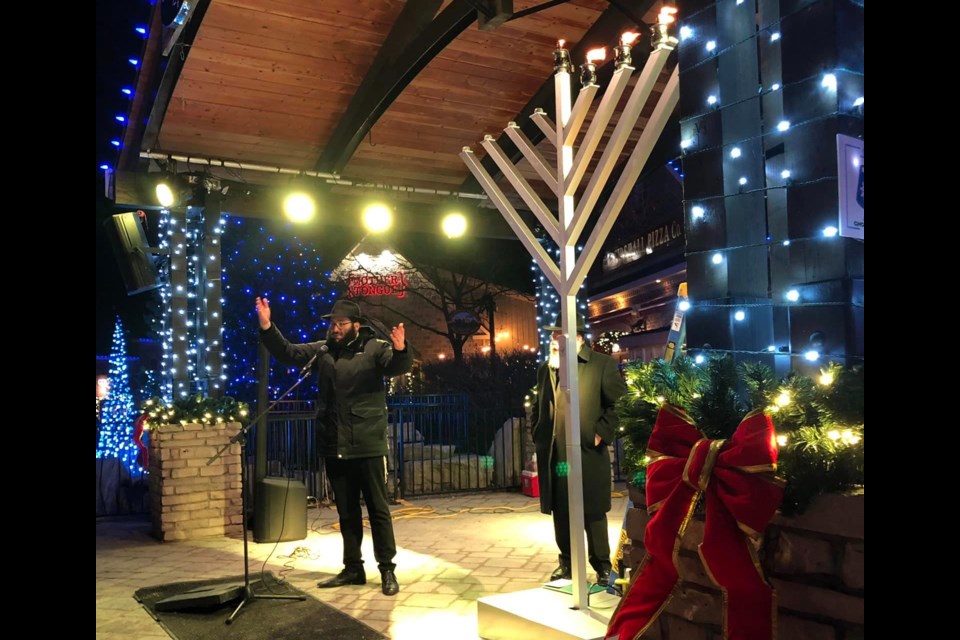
[253,477,307,543]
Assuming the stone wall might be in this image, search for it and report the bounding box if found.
[621,485,864,640]
[148,423,243,541]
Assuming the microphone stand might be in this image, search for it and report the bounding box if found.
[212,357,321,624]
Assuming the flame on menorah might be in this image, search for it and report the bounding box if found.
[658,6,678,25]
[585,47,607,63]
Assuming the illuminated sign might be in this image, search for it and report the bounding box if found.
[347,271,409,298]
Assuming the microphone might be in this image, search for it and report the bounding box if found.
[299,344,328,377]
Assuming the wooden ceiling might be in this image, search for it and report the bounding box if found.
[122,0,674,230]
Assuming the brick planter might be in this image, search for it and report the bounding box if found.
[622,485,864,640]
[147,423,244,542]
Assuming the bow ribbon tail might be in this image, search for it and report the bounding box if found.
[605,471,700,639]
[699,484,777,640]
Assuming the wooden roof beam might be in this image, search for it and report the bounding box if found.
[315,0,477,175]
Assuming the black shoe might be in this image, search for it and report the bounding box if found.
[380,570,399,596]
[550,564,572,581]
[596,569,611,587]
[318,568,366,588]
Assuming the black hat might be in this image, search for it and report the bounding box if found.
[322,299,362,321]
[543,314,588,333]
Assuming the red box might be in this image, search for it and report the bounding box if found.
[521,470,539,497]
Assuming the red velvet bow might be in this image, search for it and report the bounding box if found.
[606,405,784,640]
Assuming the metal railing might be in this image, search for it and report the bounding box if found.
[250,394,534,501]
[96,393,626,516]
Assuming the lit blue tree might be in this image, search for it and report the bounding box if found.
[96,317,142,473]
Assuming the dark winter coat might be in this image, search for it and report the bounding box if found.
[530,344,627,515]
[260,323,413,458]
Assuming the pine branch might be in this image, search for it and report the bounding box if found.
[615,355,864,515]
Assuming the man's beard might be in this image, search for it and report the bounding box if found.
[330,326,358,348]
[548,337,582,369]
[548,349,560,370]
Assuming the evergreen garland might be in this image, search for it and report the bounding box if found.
[617,356,863,515]
[139,394,251,427]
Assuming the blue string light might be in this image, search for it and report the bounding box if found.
[96,317,144,474]
[221,216,338,401]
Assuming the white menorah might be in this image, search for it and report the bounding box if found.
[461,9,681,611]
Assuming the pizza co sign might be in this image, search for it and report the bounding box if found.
[347,271,409,298]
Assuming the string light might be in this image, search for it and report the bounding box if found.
[221,215,336,400]
[530,239,588,361]
[96,317,144,474]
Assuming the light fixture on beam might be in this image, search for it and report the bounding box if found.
[441,212,468,238]
[283,192,316,223]
[154,173,192,208]
[362,203,393,233]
